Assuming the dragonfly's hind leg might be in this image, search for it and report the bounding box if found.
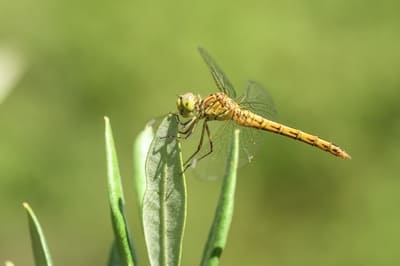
[195,122,213,162]
[183,120,213,171]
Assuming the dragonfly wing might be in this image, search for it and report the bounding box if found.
[182,119,234,180]
[185,81,279,178]
[239,80,277,120]
[198,47,237,98]
[236,124,266,165]
[233,80,279,165]
[188,120,256,180]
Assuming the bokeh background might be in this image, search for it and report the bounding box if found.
[1,0,399,265]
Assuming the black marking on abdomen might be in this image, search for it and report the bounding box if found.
[306,136,317,146]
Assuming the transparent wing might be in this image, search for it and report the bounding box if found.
[239,80,277,120]
[188,118,262,180]
[233,80,278,166]
[198,47,237,98]
[192,80,278,177]
[182,65,279,179]
[186,120,236,180]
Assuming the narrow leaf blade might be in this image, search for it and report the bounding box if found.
[201,129,240,266]
[23,202,53,266]
[105,116,136,266]
[143,114,187,266]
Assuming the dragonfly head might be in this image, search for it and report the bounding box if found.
[176,92,200,118]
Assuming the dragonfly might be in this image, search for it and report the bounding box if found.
[176,47,351,171]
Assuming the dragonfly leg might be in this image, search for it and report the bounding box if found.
[178,117,198,140]
[183,120,212,171]
[161,116,197,140]
[194,122,213,162]
[179,117,195,127]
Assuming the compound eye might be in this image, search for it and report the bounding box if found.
[176,96,182,106]
[184,98,195,111]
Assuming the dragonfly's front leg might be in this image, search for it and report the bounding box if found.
[160,114,195,140]
[178,117,198,140]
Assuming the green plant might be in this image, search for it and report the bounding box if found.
[22,115,240,266]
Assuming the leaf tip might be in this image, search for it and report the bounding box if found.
[145,118,156,128]
[22,202,30,209]
[5,260,15,266]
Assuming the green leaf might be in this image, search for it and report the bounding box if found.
[104,116,136,266]
[143,114,187,266]
[200,129,240,266]
[133,121,154,210]
[23,202,53,266]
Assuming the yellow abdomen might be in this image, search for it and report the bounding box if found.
[233,109,351,159]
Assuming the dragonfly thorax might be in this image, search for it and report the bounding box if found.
[176,92,201,118]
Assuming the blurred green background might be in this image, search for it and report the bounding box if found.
[1,0,399,265]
